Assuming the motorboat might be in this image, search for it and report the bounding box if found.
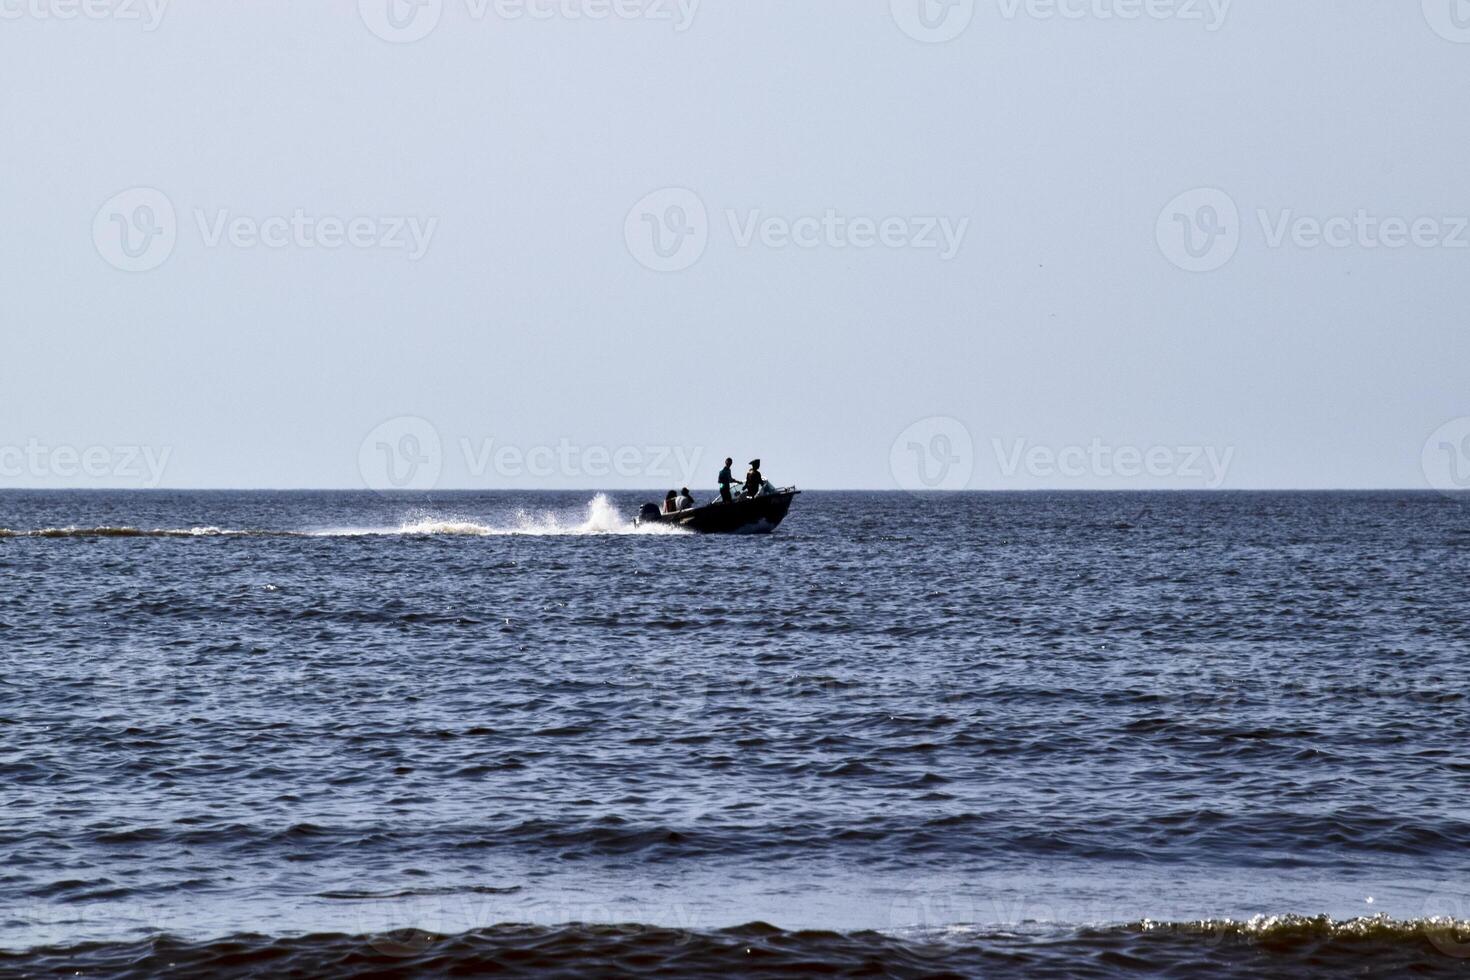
[634,487,800,534]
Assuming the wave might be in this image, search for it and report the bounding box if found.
[1135,913,1470,945]
[0,496,687,540]
[75,807,1462,865]
[314,885,522,900]
[7,917,1470,977]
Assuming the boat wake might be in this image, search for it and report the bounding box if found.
[0,496,687,540]
[318,495,687,537]
[0,526,244,539]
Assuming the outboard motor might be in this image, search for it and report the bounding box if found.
[637,502,662,523]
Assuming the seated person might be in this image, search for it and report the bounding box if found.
[676,488,696,511]
[662,490,678,514]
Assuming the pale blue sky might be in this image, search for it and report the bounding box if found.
[2,1,1467,490]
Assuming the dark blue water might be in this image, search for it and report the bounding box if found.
[5,491,1470,976]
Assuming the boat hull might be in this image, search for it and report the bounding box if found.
[636,490,799,535]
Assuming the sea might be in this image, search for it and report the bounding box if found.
[3,490,1470,977]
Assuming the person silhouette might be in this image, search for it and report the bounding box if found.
[744,459,763,498]
[717,458,736,504]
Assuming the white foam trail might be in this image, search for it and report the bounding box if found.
[313,494,687,538]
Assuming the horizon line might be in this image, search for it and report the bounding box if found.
[0,486,1454,494]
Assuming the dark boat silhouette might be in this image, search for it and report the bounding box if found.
[634,488,800,535]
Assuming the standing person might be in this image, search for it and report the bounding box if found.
[744,459,763,498]
[717,458,736,503]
